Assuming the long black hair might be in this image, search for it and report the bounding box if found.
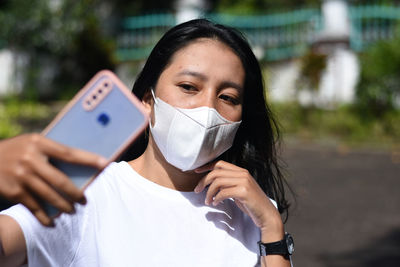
[120,19,291,219]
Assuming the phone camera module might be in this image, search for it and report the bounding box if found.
[97,113,110,126]
[83,78,113,111]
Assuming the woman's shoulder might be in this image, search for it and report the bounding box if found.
[98,161,132,177]
[84,161,145,201]
[88,161,135,188]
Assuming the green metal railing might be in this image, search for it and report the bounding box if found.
[206,9,322,61]
[349,5,400,51]
[116,14,176,61]
[116,4,400,62]
[116,9,322,62]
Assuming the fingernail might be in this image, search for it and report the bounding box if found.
[79,197,87,205]
[69,206,76,214]
[38,212,54,227]
[48,219,55,227]
[98,157,108,168]
[194,186,199,193]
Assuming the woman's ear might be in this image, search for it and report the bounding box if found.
[141,90,153,114]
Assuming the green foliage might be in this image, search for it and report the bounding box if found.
[297,50,327,93]
[272,102,400,147]
[293,50,327,112]
[0,0,116,100]
[355,27,400,117]
[0,98,53,139]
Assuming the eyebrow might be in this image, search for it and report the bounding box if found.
[176,70,243,91]
[176,70,207,81]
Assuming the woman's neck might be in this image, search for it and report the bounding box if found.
[128,138,204,192]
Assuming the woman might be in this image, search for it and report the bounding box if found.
[0,19,292,266]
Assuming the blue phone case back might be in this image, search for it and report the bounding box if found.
[45,75,146,188]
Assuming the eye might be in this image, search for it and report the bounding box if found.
[178,83,197,92]
[219,94,240,105]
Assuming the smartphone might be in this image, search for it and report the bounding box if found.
[41,70,148,216]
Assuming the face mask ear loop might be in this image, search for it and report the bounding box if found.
[150,88,158,104]
[149,88,157,129]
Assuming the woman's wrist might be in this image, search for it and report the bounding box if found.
[259,216,285,243]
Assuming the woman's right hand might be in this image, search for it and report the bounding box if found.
[0,134,107,226]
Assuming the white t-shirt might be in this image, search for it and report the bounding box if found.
[1,161,263,267]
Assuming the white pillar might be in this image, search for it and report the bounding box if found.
[0,49,25,96]
[0,50,14,95]
[314,0,359,106]
[321,0,350,39]
[318,49,359,106]
[175,0,207,24]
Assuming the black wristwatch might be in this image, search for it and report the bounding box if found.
[258,233,294,257]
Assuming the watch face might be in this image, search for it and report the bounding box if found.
[286,234,294,255]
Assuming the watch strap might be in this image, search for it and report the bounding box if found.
[258,233,293,256]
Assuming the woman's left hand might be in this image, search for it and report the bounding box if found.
[194,160,284,241]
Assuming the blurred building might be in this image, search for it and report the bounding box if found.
[2,0,400,106]
[115,0,400,107]
[270,0,359,107]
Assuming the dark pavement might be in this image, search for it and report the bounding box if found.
[282,142,400,267]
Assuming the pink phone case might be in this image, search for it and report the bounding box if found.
[41,70,148,216]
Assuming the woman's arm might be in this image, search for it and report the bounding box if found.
[259,233,291,267]
[195,160,291,267]
[0,215,26,267]
[0,134,107,225]
[260,255,290,267]
[0,134,107,265]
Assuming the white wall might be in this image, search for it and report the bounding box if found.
[0,49,14,95]
[268,0,359,107]
[267,49,359,107]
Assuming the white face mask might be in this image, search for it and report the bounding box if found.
[149,90,241,171]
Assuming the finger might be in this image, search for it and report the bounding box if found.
[214,160,243,170]
[24,173,75,214]
[195,160,241,173]
[29,157,86,204]
[195,169,243,193]
[17,192,54,227]
[194,161,218,173]
[194,170,218,193]
[37,135,108,169]
[213,187,246,206]
[205,177,238,205]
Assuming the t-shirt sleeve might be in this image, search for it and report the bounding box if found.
[269,198,278,209]
[1,203,85,266]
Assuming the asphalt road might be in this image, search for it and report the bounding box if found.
[282,142,400,267]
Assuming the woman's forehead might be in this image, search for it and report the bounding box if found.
[166,39,237,66]
[165,38,244,80]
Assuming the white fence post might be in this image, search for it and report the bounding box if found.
[175,0,207,24]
